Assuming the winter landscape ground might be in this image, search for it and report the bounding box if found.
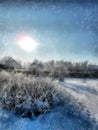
[0,62,98,130]
[0,57,98,130]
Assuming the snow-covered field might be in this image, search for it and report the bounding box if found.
[59,78,98,120]
[0,78,98,130]
[0,106,88,130]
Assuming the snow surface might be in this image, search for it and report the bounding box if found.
[59,78,98,120]
[0,107,88,130]
[0,78,98,130]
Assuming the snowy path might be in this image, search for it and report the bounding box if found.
[59,78,98,120]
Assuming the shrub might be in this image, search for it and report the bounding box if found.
[0,73,68,118]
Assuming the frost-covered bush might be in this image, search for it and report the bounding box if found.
[0,73,69,118]
[0,72,77,118]
[0,70,10,81]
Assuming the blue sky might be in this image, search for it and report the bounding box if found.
[0,3,98,63]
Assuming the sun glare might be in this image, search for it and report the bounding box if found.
[16,34,38,52]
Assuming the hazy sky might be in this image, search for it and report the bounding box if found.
[0,2,98,63]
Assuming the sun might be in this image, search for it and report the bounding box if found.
[16,34,38,52]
